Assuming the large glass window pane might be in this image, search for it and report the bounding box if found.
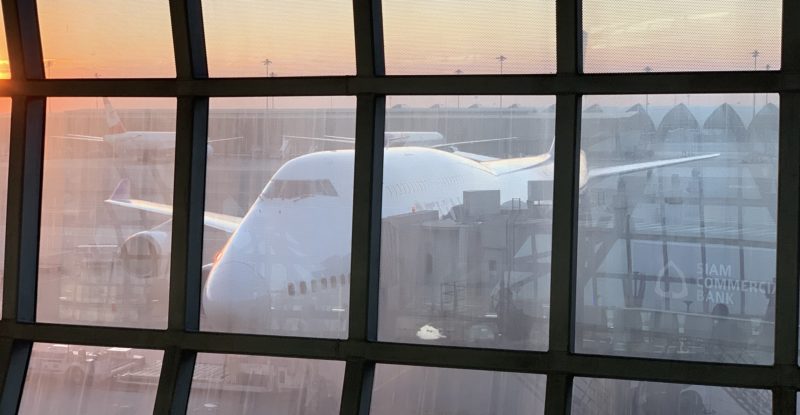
[38,98,176,329]
[19,343,162,415]
[371,364,546,415]
[572,377,771,414]
[37,0,175,78]
[378,96,556,351]
[583,0,781,73]
[383,0,556,75]
[575,94,778,364]
[201,97,356,338]
[187,353,345,414]
[202,0,356,77]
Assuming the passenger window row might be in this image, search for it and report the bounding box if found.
[287,274,348,296]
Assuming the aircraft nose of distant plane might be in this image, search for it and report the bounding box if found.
[203,260,271,333]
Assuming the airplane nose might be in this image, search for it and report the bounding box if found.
[203,260,271,333]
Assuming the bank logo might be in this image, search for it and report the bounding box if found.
[654,260,688,299]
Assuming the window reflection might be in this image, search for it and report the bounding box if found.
[371,364,546,415]
[187,354,345,415]
[378,96,556,351]
[262,179,339,200]
[37,98,176,329]
[37,0,175,78]
[200,97,356,339]
[575,94,778,364]
[202,0,356,77]
[383,0,556,74]
[0,7,9,79]
[0,99,10,314]
[571,377,771,414]
[19,343,162,415]
[583,0,781,72]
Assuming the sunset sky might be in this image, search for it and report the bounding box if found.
[0,0,783,109]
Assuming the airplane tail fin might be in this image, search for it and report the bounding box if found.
[103,98,127,134]
[108,179,131,202]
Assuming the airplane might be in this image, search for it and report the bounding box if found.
[104,134,718,337]
[53,98,241,158]
[280,132,519,161]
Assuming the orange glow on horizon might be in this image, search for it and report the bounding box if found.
[37,0,175,78]
[0,0,782,78]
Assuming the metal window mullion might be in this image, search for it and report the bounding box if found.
[169,0,208,80]
[774,93,800,413]
[775,0,800,412]
[0,95,45,414]
[341,0,385,413]
[153,96,208,413]
[2,96,44,324]
[152,347,197,414]
[2,0,44,80]
[0,319,793,389]
[0,72,790,98]
[545,93,580,415]
[155,1,209,410]
[775,387,798,415]
[546,0,581,412]
[0,0,22,80]
[341,93,385,415]
[0,339,30,414]
[353,0,384,77]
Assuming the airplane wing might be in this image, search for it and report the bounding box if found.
[105,179,241,233]
[283,135,355,145]
[450,151,499,162]
[431,136,518,149]
[588,153,720,180]
[208,136,244,144]
[52,134,105,142]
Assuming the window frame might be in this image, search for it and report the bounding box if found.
[0,0,795,414]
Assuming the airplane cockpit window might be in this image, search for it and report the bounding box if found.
[261,179,338,200]
[299,281,308,295]
[288,283,295,296]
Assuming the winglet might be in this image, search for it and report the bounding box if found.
[548,137,555,158]
[103,98,126,134]
[108,179,131,202]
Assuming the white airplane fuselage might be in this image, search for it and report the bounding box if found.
[105,131,215,155]
[200,145,713,336]
[202,147,562,336]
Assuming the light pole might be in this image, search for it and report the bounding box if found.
[455,69,463,108]
[496,55,506,74]
[752,50,759,119]
[262,58,272,76]
[496,56,506,107]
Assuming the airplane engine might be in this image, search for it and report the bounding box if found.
[118,227,171,279]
